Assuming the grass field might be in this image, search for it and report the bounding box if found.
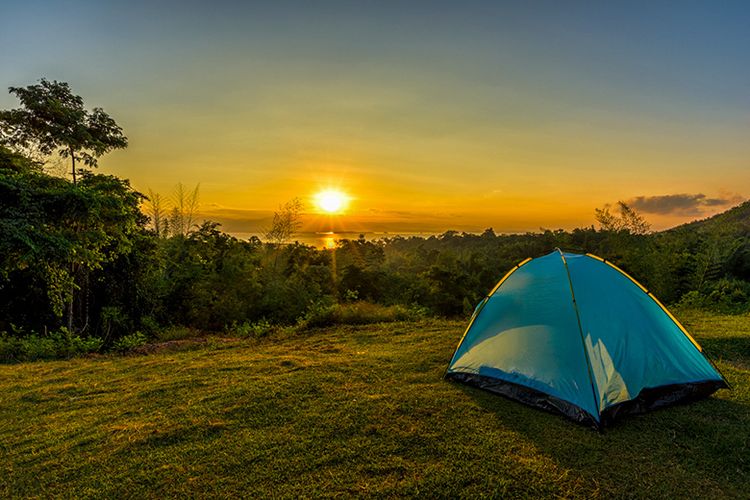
[1,310,748,498]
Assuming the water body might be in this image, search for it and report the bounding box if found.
[229,231,440,249]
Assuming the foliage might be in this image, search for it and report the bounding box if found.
[0,329,102,362]
[595,201,651,234]
[678,278,750,314]
[146,189,168,237]
[3,78,750,346]
[5,149,750,343]
[265,198,304,246]
[0,78,127,184]
[228,319,274,338]
[146,183,201,238]
[112,331,149,352]
[170,183,201,236]
[0,147,148,335]
[300,301,426,328]
[4,143,750,343]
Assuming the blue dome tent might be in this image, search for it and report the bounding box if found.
[446,250,728,429]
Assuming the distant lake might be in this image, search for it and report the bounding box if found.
[229,231,440,249]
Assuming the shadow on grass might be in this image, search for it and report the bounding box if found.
[453,381,750,496]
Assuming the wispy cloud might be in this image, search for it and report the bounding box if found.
[627,192,744,216]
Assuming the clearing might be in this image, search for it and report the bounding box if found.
[1,311,748,498]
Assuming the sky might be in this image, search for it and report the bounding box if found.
[1,0,749,234]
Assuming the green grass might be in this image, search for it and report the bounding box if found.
[1,311,748,498]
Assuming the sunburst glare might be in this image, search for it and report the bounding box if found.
[314,189,350,214]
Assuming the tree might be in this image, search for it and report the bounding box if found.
[0,148,147,334]
[263,198,304,274]
[144,183,200,237]
[265,198,304,246]
[0,78,127,185]
[169,182,200,236]
[147,189,168,237]
[595,201,651,235]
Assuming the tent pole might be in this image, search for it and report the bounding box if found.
[556,248,601,426]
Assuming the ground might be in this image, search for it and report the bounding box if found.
[1,311,748,498]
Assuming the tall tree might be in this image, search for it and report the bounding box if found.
[0,78,128,185]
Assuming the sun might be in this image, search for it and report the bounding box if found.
[314,189,349,214]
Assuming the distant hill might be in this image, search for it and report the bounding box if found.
[665,200,750,235]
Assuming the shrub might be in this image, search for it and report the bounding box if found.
[678,279,750,314]
[677,291,705,310]
[139,316,161,335]
[228,319,273,338]
[301,303,337,328]
[18,335,57,360]
[59,332,104,357]
[112,331,149,352]
[0,334,22,362]
[300,301,426,329]
[0,329,102,362]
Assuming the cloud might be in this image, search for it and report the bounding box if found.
[482,189,504,199]
[627,192,744,216]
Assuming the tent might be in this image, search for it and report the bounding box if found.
[446,250,728,429]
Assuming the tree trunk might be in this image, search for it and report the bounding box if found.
[70,148,77,185]
[82,270,90,333]
[68,150,77,331]
[67,264,74,333]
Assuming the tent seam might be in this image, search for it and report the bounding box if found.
[556,249,602,423]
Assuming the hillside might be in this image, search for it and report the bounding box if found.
[1,313,748,498]
[667,200,750,235]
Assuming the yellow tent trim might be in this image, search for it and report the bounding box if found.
[592,256,649,294]
[586,253,605,262]
[453,257,531,354]
[452,298,486,355]
[585,253,703,352]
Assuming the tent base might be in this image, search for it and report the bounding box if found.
[446,372,727,430]
[599,379,728,427]
[445,372,600,429]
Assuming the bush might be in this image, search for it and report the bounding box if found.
[112,331,149,352]
[139,316,161,335]
[58,332,104,357]
[228,319,273,338]
[300,301,426,329]
[0,329,103,362]
[678,279,750,314]
[0,335,22,362]
[17,335,57,360]
[677,291,706,310]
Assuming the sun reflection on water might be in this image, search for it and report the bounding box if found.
[322,236,337,249]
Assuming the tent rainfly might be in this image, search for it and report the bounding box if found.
[446,250,728,429]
